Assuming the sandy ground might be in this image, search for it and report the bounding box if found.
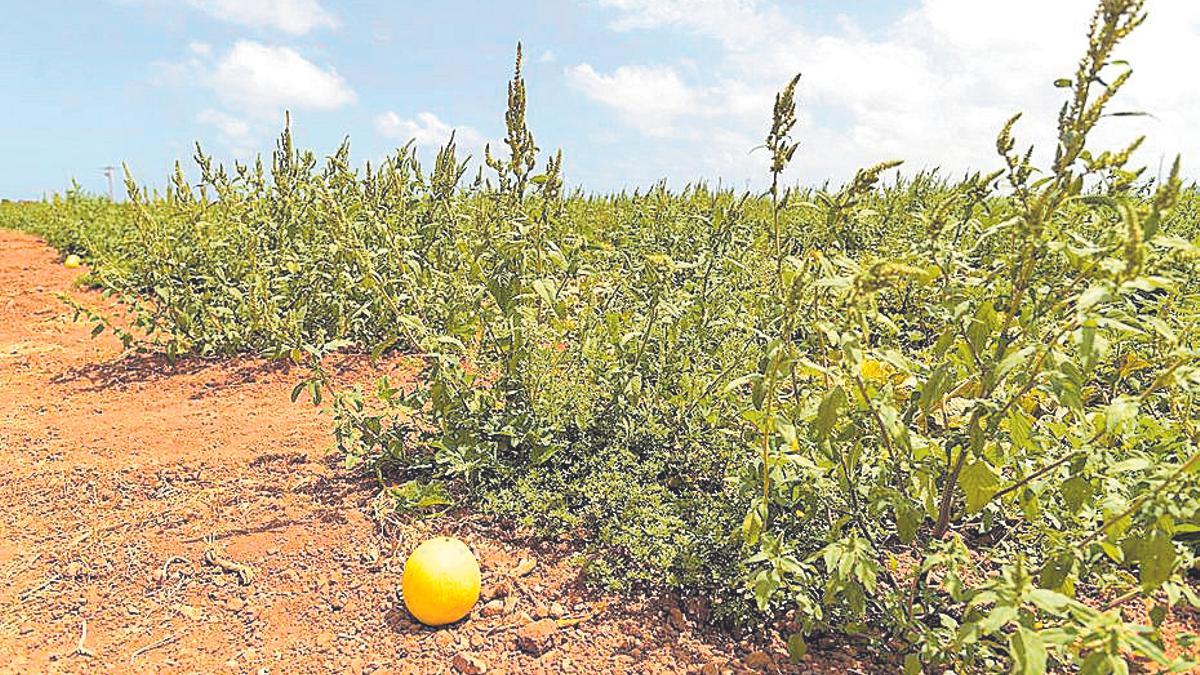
[0,230,892,674]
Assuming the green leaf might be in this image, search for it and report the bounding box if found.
[531,443,562,466]
[959,460,1001,514]
[1149,602,1167,627]
[531,277,557,306]
[1008,408,1036,452]
[1138,532,1176,592]
[742,499,766,545]
[816,386,846,439]
[1104,396,1139,434]
[1039,553,1075,593]
[1010,627,1048,675]
[1019,487,1041,521]
[1108,457,1149,473]
[1060,476,1093,514]
[978,604,1017,635]
[777,421,799,452]
[895,500,921,544]
[1078,285,1109,311]
[752,569,778,611]
[997,345,1035,380]
[1099,541,1124,564]
[786,633,807,663]
[1028,588,1071,615]
[919,365,951,414]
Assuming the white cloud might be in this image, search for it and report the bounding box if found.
[582,0,1200,186]
[566,63,699,137]
[151,40,356,155]
[187,0,336,35]
[539,49,557,64]
[154,41,355,118]
[374,111,486,150]
[209,41,356,116]
[196,108,256,155]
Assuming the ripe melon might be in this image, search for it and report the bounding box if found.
[401,537,481,626]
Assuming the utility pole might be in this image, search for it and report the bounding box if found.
[101,165,116,201]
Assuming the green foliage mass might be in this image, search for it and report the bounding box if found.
[4,3,1200,671]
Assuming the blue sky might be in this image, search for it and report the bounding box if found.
[2,1,1198,199]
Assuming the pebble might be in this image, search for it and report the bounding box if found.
[511,558,537,577]
[452,652,488,674]
[481,580,511,601]
[516,618,558,655]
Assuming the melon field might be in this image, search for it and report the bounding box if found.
[2,0,1199,672]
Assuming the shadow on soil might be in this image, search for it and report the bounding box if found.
[50,351,294,393]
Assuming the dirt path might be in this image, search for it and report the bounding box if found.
[0,231,879,674]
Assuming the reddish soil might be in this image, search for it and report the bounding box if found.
[0,230,883,673]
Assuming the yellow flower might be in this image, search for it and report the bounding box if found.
[860,357,893,384]
[1118,351,1153,379]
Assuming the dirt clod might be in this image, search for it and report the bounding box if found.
[452,652,488,674]
[516,618,558,655]
[511,558,537,577]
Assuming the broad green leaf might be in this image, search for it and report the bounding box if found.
[1039,553,1075,593]
[742,499,766,545]
[997,345,1035,380]
[959,460,1001,514]
[1008,408,1036,452]
[1078,285,1109,311]
[1028,588,1071,614]
[919,365,951,414]
[1099,541,1124,563]
[1104,396,1139,434]
[816,386,846,439]
[787,633,807,663]
[1138,532,1176,591]
[895,500,921,544]
[1060,476,1093,514]
[978,604,1017,635]
[1010,627,1048,675]
[1020,487,1041,520]
[1109,457,1150,473]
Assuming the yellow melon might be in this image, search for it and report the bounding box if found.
[401,537,481,626]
